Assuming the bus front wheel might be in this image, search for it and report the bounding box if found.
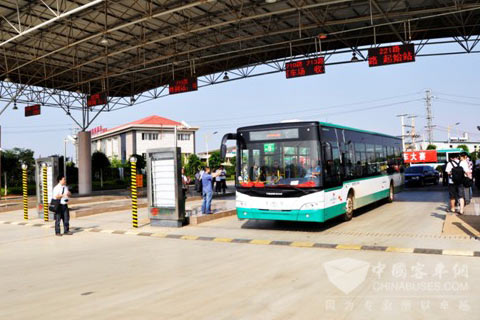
[343,193,354,221]
[387,183,394,203]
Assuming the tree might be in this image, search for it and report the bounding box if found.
[110,156,123,169]
[1,148,35,188]
[208,151,221,169]
[457,144,469,153]
[185,154,201,177]
[125,154,146,174]
[92,151,110,179]
[426,144,437,150]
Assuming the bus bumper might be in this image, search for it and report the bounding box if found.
[236,207,326,222]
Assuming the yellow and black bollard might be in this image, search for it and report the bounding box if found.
[42,163,49,222]
[130,156,138,228]
[22,164,28,220]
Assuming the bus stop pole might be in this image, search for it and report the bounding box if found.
[42,163,49,222]
[130,157,138,228]
[22,164,28,220]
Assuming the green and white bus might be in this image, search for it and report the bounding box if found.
[220,121,404,223]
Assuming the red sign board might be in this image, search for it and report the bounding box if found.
[25,104,41,117]
[286,57,325,78]
[368,44,415,67]
[90,126,108,136]
[403,150,437,163]
[169,78,198,95]
[87,92,107,107]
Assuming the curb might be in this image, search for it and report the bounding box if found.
[2,219,479,258]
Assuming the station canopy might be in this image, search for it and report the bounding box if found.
[1,0,480,98]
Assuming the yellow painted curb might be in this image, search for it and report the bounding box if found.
[442,250,474,257]
[151,233,167,238]
[336,244,362,250]
[213,237,233,243]
[125,231,140,235]
[386,247,414,253]
[182,235,199,240]
[250,239,272,245]
[290,241,315,248]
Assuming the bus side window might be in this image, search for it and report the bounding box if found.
[323,142,342,188]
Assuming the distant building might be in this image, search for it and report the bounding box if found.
[90,115,198,162]
[417,133,480,153]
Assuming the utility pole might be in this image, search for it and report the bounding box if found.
[424,89,434,145]
[396,114,408,151]
[406,115,419,150]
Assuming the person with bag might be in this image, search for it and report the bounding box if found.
[445,154,469,214]
[460,153,473,205]
[51,175,72,236]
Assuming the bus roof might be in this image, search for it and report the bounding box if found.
[237,121,400,140]
[319,122,400,140]
[437,148,464,153]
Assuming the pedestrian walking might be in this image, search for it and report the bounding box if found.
[198,167,205,195]
[445,154,469,214]
[51,175,72,236]
[201,167,221,215]
[215,167,222,194]
[220,165,227,194]
[181,167,190,200]
[460,153,473,205]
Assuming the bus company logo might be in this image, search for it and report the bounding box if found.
[323,258,370,294]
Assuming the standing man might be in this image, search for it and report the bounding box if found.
[201,167,220,215]
[445,154,469,214]
[52,175,72,236]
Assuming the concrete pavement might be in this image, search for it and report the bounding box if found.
[1,186,479,319]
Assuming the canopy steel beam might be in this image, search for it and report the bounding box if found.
[0,0,104,47]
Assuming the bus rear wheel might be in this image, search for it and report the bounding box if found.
[343,193,354,221]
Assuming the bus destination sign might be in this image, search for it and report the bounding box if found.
[169,77,198,95]
[25,104,41,117]
[368,44,415,67]
[285,57,325,79]
[87,92,107,107]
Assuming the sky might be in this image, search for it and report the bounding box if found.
[1,42,480,161]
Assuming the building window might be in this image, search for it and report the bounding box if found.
[177,133,190,141]
[142,132,159,140]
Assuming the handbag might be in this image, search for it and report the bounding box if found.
[48,199,60,212]
[463,178,473,188]
[48,187,65,212]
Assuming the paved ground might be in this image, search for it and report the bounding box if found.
[1,186,479,319]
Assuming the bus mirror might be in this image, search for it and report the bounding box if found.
[323,142,333,162]
[220,144,227,161]
[220,133,237,161]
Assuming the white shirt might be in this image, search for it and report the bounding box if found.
[445,160,469,184]
[52,184,69,205]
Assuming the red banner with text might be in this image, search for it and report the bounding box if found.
[403,150,437,163]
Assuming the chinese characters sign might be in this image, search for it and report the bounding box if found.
[25,104,41,117]
[403,150,437,163]
[368,44,415,67]
[285,57,325,78]
[87,92,107,107]
[169,77,198,95]
[90,126,107,136]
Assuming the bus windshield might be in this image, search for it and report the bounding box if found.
[238,140,322,188]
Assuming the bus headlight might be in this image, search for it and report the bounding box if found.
[300,202,322,210]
